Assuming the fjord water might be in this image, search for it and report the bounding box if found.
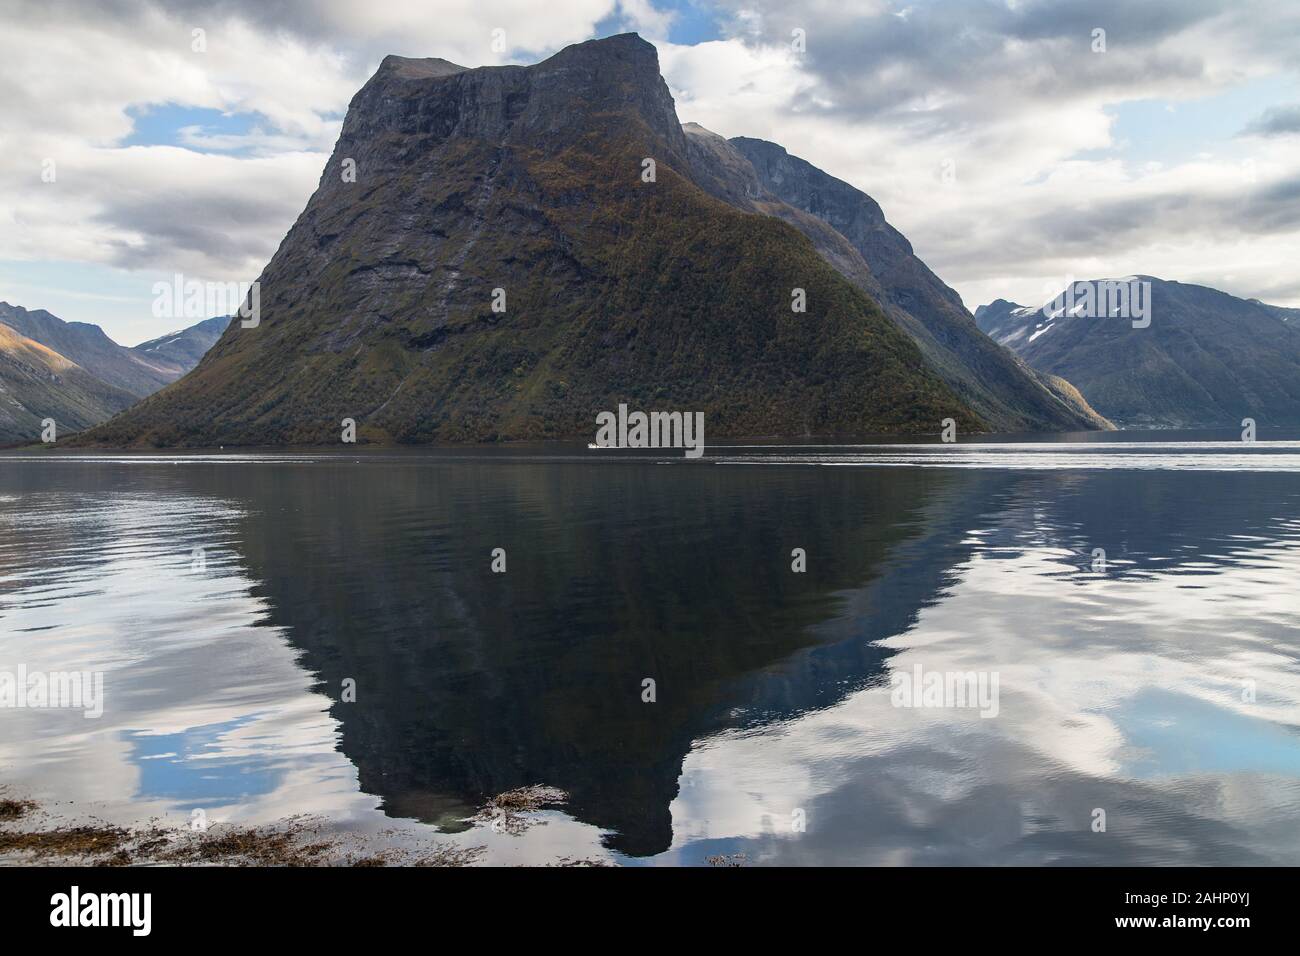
[2,437,1300,864]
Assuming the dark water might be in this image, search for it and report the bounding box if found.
[2,438,1300,864]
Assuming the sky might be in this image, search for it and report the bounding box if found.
[1,0,1298,345]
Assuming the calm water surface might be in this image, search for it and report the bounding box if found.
[2,434,1300,864]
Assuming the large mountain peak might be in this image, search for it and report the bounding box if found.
[341,32,686,171]
[83,33,980,447]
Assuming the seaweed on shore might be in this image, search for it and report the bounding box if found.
[0,798,38,822]
[471,785,569,835]
[0,823,131,860]
[0,796,485,867]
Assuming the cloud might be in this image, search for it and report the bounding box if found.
[661,0,1300,308]
[1243,103,1300,137]
[2,0,1300,343]
[45,0,619,65]
[710,0,1296,122]
[616,0,677,41]
[0,0,620,337]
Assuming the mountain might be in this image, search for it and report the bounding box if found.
[81,34,983,448]
[682,129,1108,432]
[976,278,1300,428]
[0,302,176,396]
[0,304,228,443]
[130,316,230,374]
[973,299,1047,350]
[0,323,138,444]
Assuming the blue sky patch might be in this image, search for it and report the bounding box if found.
[123,103,261,152]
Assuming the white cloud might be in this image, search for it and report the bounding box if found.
[0,0,620,339]
[1,0,1298,346]
[616,0,676,41]
[662,0,1300,308]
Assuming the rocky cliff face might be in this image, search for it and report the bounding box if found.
[683,124,884,301]
[83,34,979,447]
[977,277,1300,428]
[713,136,1109,431]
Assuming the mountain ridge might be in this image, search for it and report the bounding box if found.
[0,301,177,396]
[715,133,1110,432]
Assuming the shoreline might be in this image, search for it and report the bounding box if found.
[0,789,612,868]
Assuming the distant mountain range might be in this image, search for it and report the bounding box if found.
[131,316,229,375]
[79,33,1107,449]
[0,302,226,444]
[0,323,138,440]
[976,278,1300,428]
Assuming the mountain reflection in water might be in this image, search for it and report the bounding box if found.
[2,442,1299,864]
